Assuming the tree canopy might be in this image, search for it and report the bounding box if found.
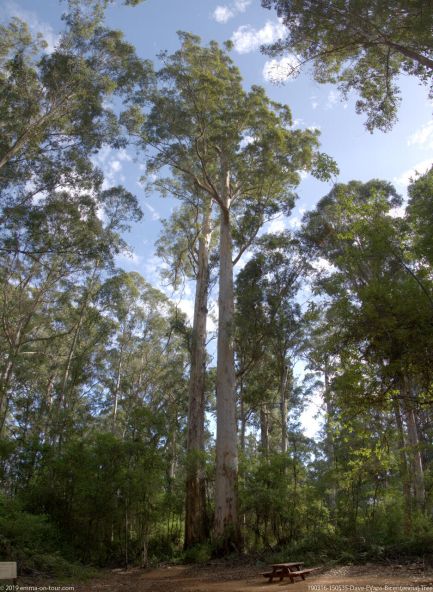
[261,0,433,131]
[2,0,433,576]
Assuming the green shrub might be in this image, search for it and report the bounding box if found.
[183,543,212,564]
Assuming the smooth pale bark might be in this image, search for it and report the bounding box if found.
[168,428,177,482]
[406,405,425,506]
[141,528,149,568]
[323,364,337,513]
[0,358,14,436]
[280,364,290,454]
[393,397,412,533]
[0,320,29,434]
[260,404,269,457]
[401,378,425,507]
[112,352,123,430]
[239,377,246,454]
[0,265,61,435]
[59,270,99,413]
[184,204,212,548]
[214,169,240,550]
[384,40,433,72]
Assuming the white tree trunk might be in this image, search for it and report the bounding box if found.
[393,397,412,532]
[280,364,290,454]
[214,169,239,549]
[402,378,425,507]
[323,364,337,513]
[184,204,212,548]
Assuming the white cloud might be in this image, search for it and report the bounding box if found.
[325,89,339,109]
[288,216,301,229]
[144,254,160,276]
[92,146,126,189]
[299,389,324,439]
[177,299,194,323]
[310,96,319,110]
[239,134,256,149]
[144,203,160,221]
[212,0,251,23]
[407,120,433,149]
[213,5,234,23]
[234,0,251,11]
[5,1,59,53]
[311,257,334,273]
[389,205,406,218]
[263,54,300,83]
[234,250,253,271]
[111,160,121,173]
[117,148,132,162]
[116,249,142,267]
[231,20,285,54]
[394,159,432,187]
[143,255,170,295]
[267,217,286,234]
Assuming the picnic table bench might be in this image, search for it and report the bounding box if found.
[261,562,303,583]
[261,562,318,584]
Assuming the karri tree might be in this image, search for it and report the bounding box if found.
[156,188,216,548]
[125,32,336,550]
[0,2,150,180]
[301,179,433,523]
[261,0,433,131]
[235,232,306,455]
[0,0,148,431]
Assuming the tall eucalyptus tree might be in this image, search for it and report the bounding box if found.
[125,32,336,550]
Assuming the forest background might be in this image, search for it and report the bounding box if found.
[1,0,433,578]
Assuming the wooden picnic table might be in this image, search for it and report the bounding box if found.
[262,562,304,583]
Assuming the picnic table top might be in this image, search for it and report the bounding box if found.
[271,562,304,568]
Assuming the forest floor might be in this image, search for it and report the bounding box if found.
[17,562,433,592]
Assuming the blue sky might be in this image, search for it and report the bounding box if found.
[2,0,433,436]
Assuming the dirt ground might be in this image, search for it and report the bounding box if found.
[36,562,433,592]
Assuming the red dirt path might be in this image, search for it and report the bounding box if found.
[64,563,433,592]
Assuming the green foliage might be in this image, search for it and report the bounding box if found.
[407,166,433,264]
[261,0,433,131]
[0,493,95,578]
[0,494,58,558]
[182,543,213,564]
[129,32,338,249]
[1,0,433,574]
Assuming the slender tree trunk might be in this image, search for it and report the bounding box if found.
[385,40,433,71]
[260,404,269,457]
[280,364,290,454]
[124,500,129,570]
[0,357,14,435]
[214,168,240,551]
[184,204,212,549]
[393,397,412,534]
[406,405,425,506]
[401,378,425,508]
[323,364,337,513]
[112,354,123,430]
[239,377,246,454]
[141,526,149,568]
[59,270,99,411]
[168,421,177,484]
